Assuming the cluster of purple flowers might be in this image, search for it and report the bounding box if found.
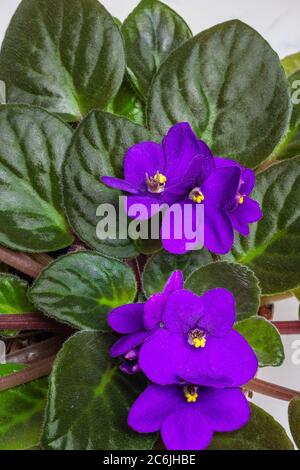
[108,271,258,450]
[102,122,262,254]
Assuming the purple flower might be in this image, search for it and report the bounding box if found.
[214,158,263,236]
[101,122,242,255]
[109,272,258,388]
[128,383,250,450]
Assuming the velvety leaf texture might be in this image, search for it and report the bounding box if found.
[41,331,156,450]
[288,397,300,449]
[235,317,284,367]
[185,261,260,321]
[0,105,73,252]
[209,403,294,450]
[147,20,291,167]
[0,274,33,337]
[143,249,211,297]
[0,364,48,450]
[282,52,300,77]
[106,78,145,126]
[63,110,155,259]
[122,0,192,99]
[29,251,137,331]
[0,0,125,121]
[229,157,300,295]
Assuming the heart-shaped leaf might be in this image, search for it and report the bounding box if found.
[122,0,192,99]
[63,110,155,259]
[288,397,300,449]
[0,105,73,252]
[143,249,211,297]
[229,157,300,295]
[106,78,145,125]
[0,363,48,450]
[0,0,125,122]
[282,52,300,77]
[41,331,156,450]
[235,317,284,367]
[273,69,300,160]
[29,251,137,331]
[0,274,33,337]
[209,403,294,450]
[147,20,290,168]
[185,261,260,322]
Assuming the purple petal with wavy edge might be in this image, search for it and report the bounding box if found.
[162,289,204,334]
[163,123,202,185]
[144,293,166,330]
[200,387,251,432]
[235,197,263,223]
[240,169,256,196]
[110,330,152,357]
[202,166,241,209]
[124,142,165,191]
[214,156,241,169]
[161,200,204,255]
[180,330,258,387]
[161,404,213,450]
[163,271,184,295]
[128,384,182,433]
[203,203,234,254]
[125,194,162,221]
[231,211,250,236]
[108,303,144,334]
[200,288,235,337]
[100,176,139,194]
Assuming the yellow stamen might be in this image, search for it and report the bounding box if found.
[239,195,244,205]
[153,172,167,185]
[192,337,206,349]
[189,187,204,204]
[184,386,199,403]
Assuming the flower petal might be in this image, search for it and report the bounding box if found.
[101,176,139,194]
[108,303,144,334]
[203,203,234,254]
[240,169,255,195]
[180,330,258,387]
[200,288,235,337]
[128,384,182,433]
[125,195,162,220]
[163,270,184,295]
[202,166,241,209]
[144,293,166,330]
[161,404,213,450]
[110,330,152,357]
[162,289,203,334]
[235,197,263,224]
[200,387,251,432]
[124,142,165,190]
[231,210,250,237]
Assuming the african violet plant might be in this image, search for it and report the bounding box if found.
[0,0,299,451]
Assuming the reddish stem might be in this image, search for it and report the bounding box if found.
[0,355,55,391]
[0,245,44,277]
[6,335,68,364]
[247,378,300,401]
[0,313,74,332]
[272,321,300,335]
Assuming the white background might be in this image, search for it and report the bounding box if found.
[0,0,300,442]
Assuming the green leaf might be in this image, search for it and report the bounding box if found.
[273,69,300,160]
[0,363,48,450]
[41,331,155,450]
[282,52,300,77]
[143,249,211,297]
[147,20,290,168]
[0,274,34,337]
[29,251,136,331]
[185,261,260,321]
[0,0,125,122]
[63,110,155,259]
[228,157,300,295]
[122,0,192,100]
[235,317,284,367]
[288,397,300,449]
[209,403,294,450]
[106,78,145,125]
[0,105,73,252]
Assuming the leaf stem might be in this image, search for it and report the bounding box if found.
[247,378,300,401]
[0,313,74,332]
[0,245,44,277]
[6,335,68,364]
[0,355,55,391]
[272,321,300,335]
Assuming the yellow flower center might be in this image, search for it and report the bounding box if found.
[146,171,167,193]
[188,328,207,349]
[154,172,167,185]
[189,187,204,204]
[239,195,244,205]
[184,385,199,403]
[192,336,206,349]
